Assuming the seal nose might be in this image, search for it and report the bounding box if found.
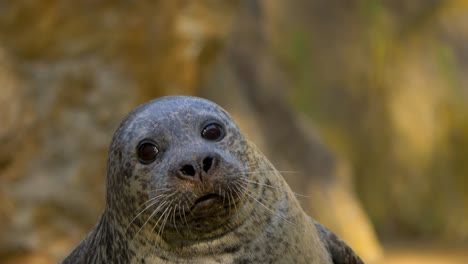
[177,155,217,181]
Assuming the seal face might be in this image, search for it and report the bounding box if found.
[109,96,251,243]
[63,96,364,264]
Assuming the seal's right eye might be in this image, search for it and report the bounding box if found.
[137,141,159,164]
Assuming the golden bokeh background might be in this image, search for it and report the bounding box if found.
[0,1,467,263]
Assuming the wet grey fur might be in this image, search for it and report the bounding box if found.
[62,96,363,264]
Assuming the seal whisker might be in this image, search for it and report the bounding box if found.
[186,201,196,217]
[125,191,177,233]
[129,190,178,226]
[131,192,169,216]
[242,189,297,227]
[157,200,173,238]
[241,178,283,190]
[232,182,246,198]
[222,190,227,207]
[147,187,172,194]
[178,201,185,227]
[150,199,173,236]
[182,201,194,237]
[171,204,180,235]
[149,203,172,241]
[228,187,238,214]
[240,169,299,174]
[125,199,159,233]
[181,203,189,226]
[237,177,310,198]
[242,163,298,172]
[132,199,170,242]
[126,193,170,231]
[230,185,248,218]
[232,182,253,217]
[226,189,232,216]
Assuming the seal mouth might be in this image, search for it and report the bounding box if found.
[190,193,223,215]
[195,193,220,203]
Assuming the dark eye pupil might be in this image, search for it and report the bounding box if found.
[202,123,224,141]
[138,143,158,163]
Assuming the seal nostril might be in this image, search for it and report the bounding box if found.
[202,157,213,173]
[180,165,196,177]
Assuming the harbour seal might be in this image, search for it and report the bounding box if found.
[63,96,363,264]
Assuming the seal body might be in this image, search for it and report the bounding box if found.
[63,96,363,264]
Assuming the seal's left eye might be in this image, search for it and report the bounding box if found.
[201,122,225,141]
[137,141,159,164]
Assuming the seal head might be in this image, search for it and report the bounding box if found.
[107,96,251,244]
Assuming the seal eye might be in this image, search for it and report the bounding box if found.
[137,141,159,164]
[201,122,225,141]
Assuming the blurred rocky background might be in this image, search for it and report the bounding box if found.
[0,0,467,263]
